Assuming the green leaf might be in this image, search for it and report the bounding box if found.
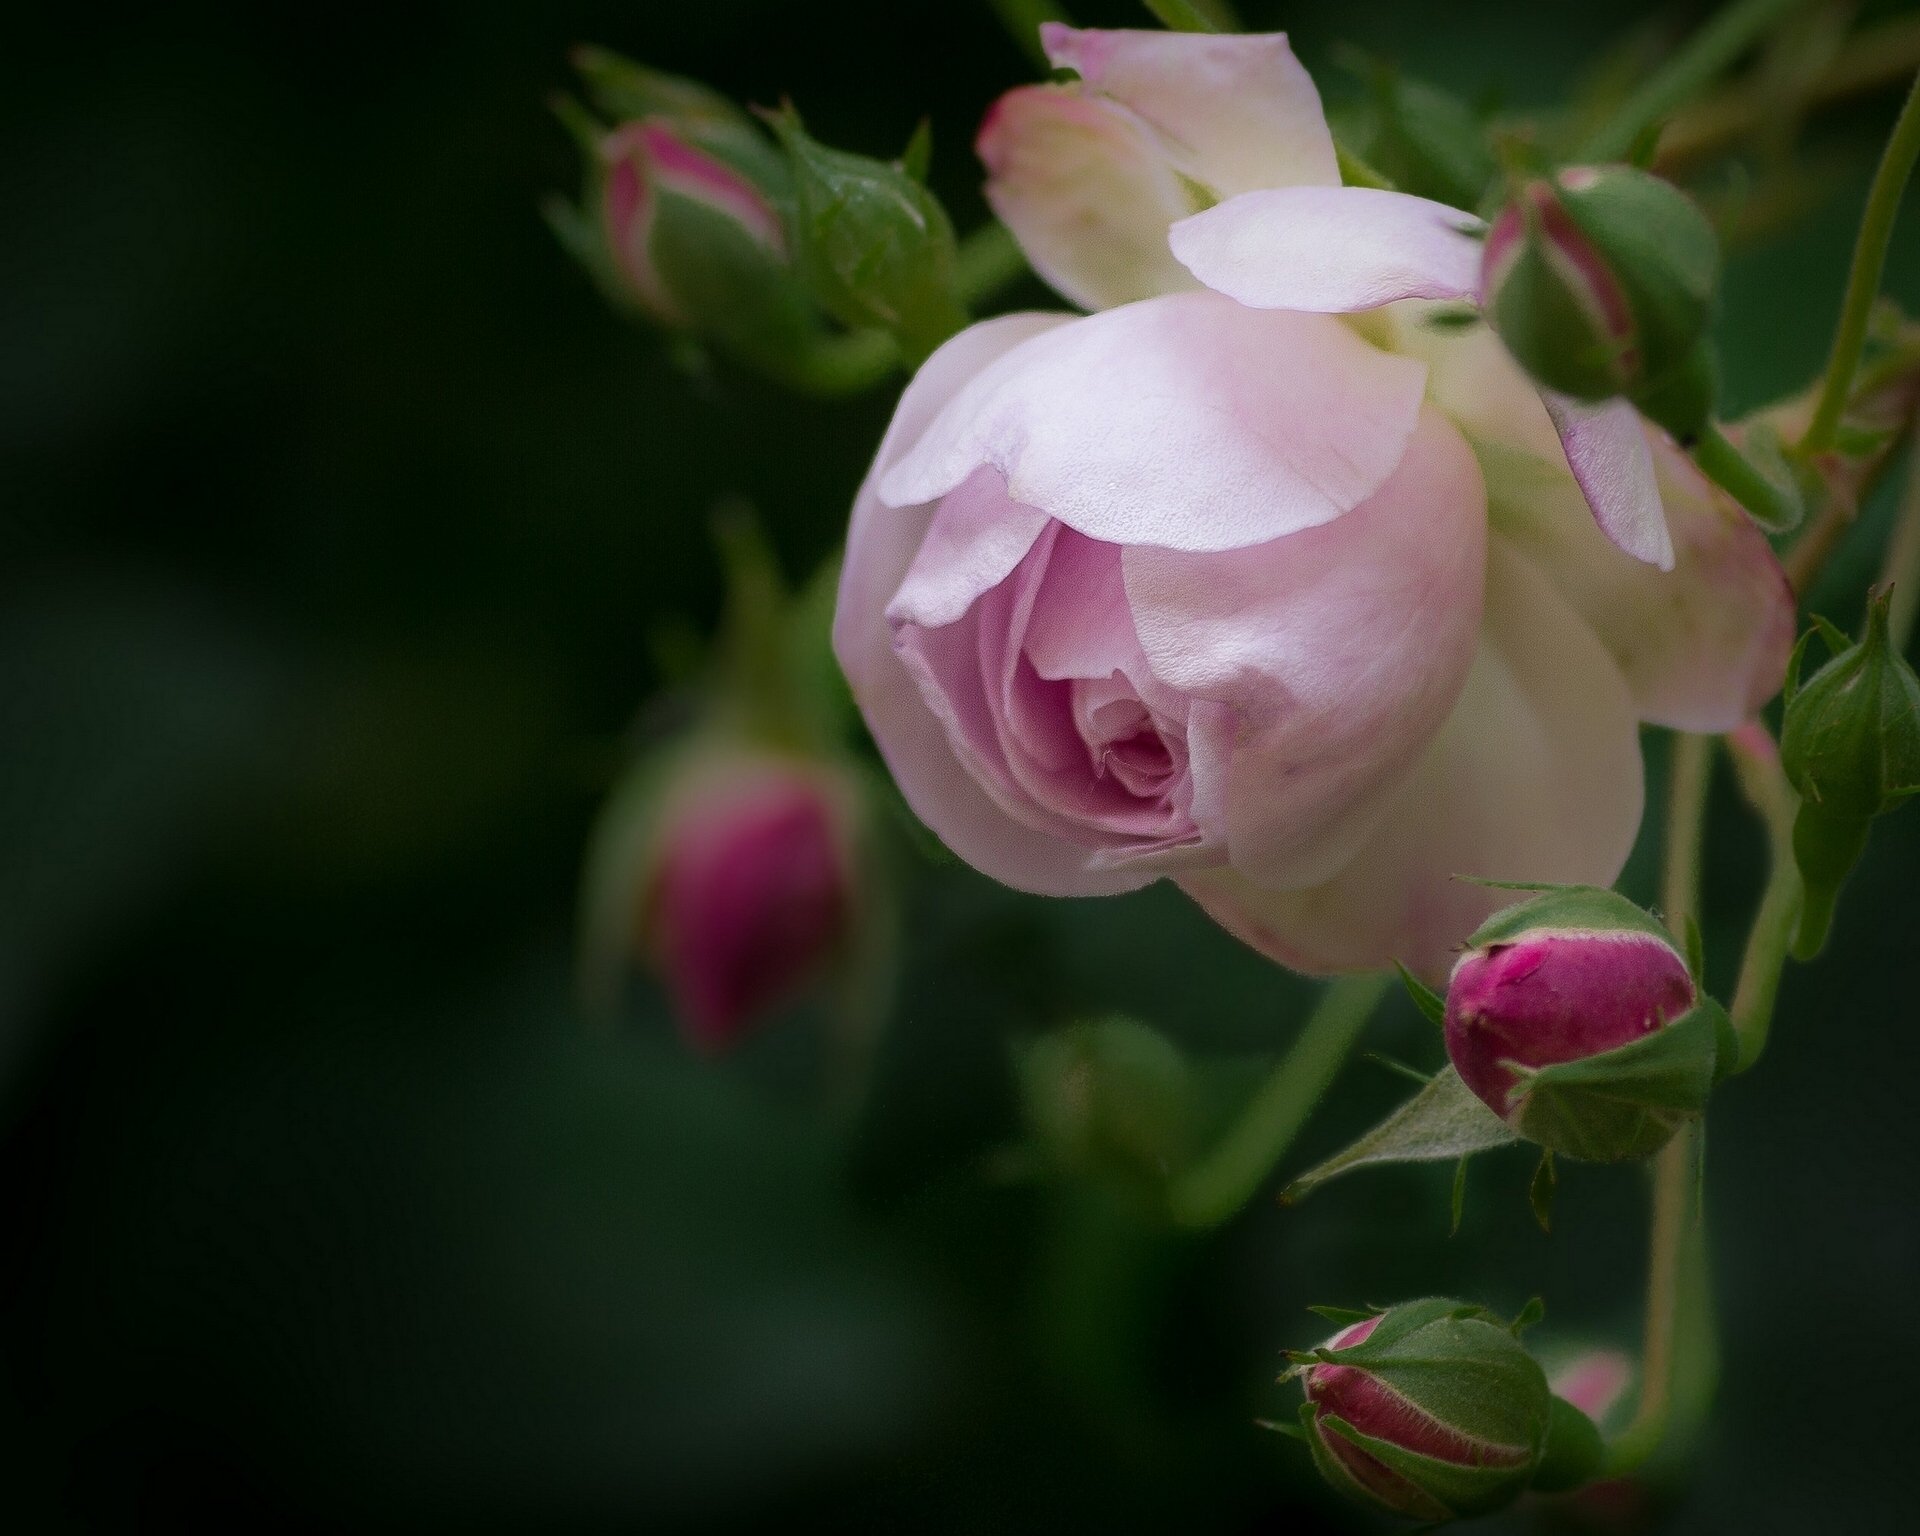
[1307,1304,1380,1329]
[1465,884,1673,948]
[898,118,933,183]
[1509,1002,1718,1162]
[1395,961,1447,1029]
[1281,1067,1516,1203]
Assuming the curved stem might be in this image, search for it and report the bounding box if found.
[1164,973,1390,1230]
[1724,724,1803,1073]
[1802,69,1920,457]
[1577,0,1808,163]
[1693,421,1803,533]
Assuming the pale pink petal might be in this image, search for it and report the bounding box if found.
[1542,391,1674,569]
[1179,539,1644,978]
[1395,317,1790,727]
[834,312,1150,896]
[1170,186,1485,313]
[1040,25,1339,197]
[879,292,1428,553]
[979,85,1201,311]
[1123,407,1487,888]
[886,466,1050,631]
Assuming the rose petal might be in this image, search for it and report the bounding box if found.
[1170,186,1485,313]
[879,291,1428,553]
[1123,406,1487,888]
[1179,538,1643,978]
[1542,391,1675,570]
[835,312,1151,895]
[979,85,1201,311]
[1395,317,1791,727]
[1040,25,1339,197]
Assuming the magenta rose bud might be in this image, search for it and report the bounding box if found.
[643,761,853,1051]
[1292,1299,1551,1520]
[1443,887,1724,1161]
[599,119,788,329]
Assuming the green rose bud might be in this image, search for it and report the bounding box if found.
[1291,1298,1562,1521]
[1014,1017,1193,1197]
[765,107,969,364]
[1481,166,1719,435]
[1781,591,1920,955]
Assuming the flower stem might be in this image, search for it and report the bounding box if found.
[1801,69,1920,458]
[1140,0,1237,34]
[1881,419,1920,651]
[986,0,1070,69]
[1724,724,1803,1073]
[1692,421,1803,533]
[1601,1122,1702,1477]
[1164,973,1390,1230]
[1577,0,1809,163]
[1662,733,1715,931]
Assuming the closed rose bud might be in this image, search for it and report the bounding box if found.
[599,119,791,330]
[1781,591,1920,955]
[1443,887,1723,1162]
[1482,167,1719,431]
[640,756,857,1052]
[1294,1299,1552,1521]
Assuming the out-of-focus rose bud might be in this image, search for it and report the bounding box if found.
[639,755,859,1051]
[1481,167,1719,432]
[1443,887,1724,1162]
[1014,1016,1194,1197]
[1781,590,1920,955]
[598,119,792,330]
[1291,1299,1553,1521]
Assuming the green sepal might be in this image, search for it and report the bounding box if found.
[647,190,821,376]
[898,118,933,184]
[1680,912,1706,988]
[1509,1297,1546,1337]
[1307,1304,1381,1329]
[1465,884,1674,950]
[1258,1416,1307,1442]
[1506,1000,1718,1162]
[571,46,744,129]
[1396,961,1448,1029]
[1528,1151,1558,1233]
[1449,1157,1468,1236]
[1530,1396,1606,1493]
[763,105,968,364]
[1320,1411,1532,1520]
[1302,1403,1451,1520]
[1282,1067,1516,1204]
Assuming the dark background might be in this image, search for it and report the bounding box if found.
[3,1,1916,1530]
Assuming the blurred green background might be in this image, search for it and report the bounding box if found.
[4,1,1918,1530]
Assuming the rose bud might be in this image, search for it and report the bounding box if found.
[1481,167,1719,431]
[1781,590,1920,955]
[1443,886,1724,1161]
[637,755,859,1052]
[1291,1298,1552,1521]
[1014,1016,1194,1198]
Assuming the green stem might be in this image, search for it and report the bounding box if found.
[1164,973,1390,1229]
[1802,69,1920,457]
[772,327,901,397]
[1724,725,1803,1073]
[1601,1122,1703,1476]
[1881,419,1920,651]
[1141,0,1231,33]
[1662,733,1715,931]
[1692,420,1803,533]
[956,221,1032,311]
[986,0,1070,69]
[1577,0,1808,163]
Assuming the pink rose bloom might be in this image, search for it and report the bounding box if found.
[834,26,1793,977]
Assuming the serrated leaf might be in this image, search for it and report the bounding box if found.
[1281,1067,1516,1203]
[1395,961,1447,1029]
